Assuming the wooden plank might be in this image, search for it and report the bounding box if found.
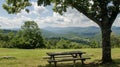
[47,51,86,56]
[43,55,73,59]
[48,57,91,62]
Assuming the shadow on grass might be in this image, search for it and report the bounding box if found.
[37,59,120,67]
[0,56,16,60]
[38,62,86,67]
[86,59,120,67]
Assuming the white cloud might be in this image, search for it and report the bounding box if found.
[0,16,32,29]
[30,2,48,16]
[8,8,120,28]
[113,14,120,26]
[44,7,98,27]
[0,1,120,29]
[16,2,48,17]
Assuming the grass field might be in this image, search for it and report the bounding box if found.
[0,48,119,67]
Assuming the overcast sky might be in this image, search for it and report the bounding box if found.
[0,0,120,29]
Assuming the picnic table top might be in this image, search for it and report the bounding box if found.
[47,51,86,56]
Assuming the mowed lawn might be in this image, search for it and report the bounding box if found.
[0,48,119,67]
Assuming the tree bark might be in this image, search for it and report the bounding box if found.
[101,26,112,63]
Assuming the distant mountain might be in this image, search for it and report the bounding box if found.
[0,29,17,34]
[42,26,100,38]
[112,26,120,34]
[42,26,120,38]
[1,26,120,38]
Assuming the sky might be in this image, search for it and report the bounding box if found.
[0,0,120,29]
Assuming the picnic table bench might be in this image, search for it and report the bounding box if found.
[44,51,90,67]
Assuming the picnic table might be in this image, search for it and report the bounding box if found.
[45,51,90,67]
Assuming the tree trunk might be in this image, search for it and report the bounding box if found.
[101,26,112,63]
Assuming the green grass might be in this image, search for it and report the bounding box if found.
[0,48,119,67]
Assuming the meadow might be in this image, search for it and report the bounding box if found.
[0,48,119,67]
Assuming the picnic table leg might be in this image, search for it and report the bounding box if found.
[49,62,52,65]
[79,53,82,58]
[81,59,85,65]
[78,53,84,64]
[54,62,57,67]
[48,56,54,66]
[49,56,52,65]
[73,60,76,67]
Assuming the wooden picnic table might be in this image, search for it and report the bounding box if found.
[46,51,90,67]
[47,51,85,58]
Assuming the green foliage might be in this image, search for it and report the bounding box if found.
[1,28,120,49]
[0,30,12,48]
[3,0,31,14]
[90,40,101,48]
[56,39,70,49]
[45,38,91,49]
[14,21,45,49]
[0,21,45,49]
[111,33,120,48]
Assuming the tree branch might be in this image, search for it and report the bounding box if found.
[72,4,101,26]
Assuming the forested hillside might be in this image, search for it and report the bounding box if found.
[2,26,120,38]
[1,26,120,49]
[42,26,120,38]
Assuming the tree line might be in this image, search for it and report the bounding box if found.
[45,36,120,49]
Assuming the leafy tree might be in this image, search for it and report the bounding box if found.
[3,0,120,63]
[15,21,45,49]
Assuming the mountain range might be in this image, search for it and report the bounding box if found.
[42,26,120,38]
[1,26,120,38]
